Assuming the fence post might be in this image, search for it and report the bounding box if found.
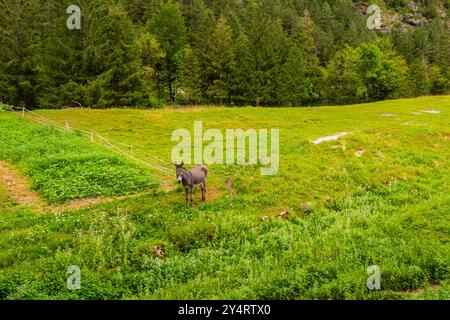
[90,130,93,143]
[65,121,70,131]
[22,106,25,118]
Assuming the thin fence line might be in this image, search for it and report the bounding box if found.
[12,107,166,162]
[14,107,170,169]
[97,139,174,176]
[94,133,174,176]
[18,112,71,132]
[8,107,174,177]
[108,140,170,165]
[94,133,173,173]
[16,119,175,177]
[13,107,70,130]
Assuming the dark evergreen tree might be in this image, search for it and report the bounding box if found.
[277,43,308,106]
[204,15,235,104]
[178,45,202,104]
[83,4,153,107]
[149,0,187,102]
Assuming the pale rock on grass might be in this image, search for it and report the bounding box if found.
[312,132,348,145]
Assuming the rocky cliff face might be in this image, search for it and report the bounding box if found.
[356,1,449,33]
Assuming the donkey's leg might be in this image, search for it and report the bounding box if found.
[200,184,204,202]
[204,180,207,201]
[201,182,206,202]
[185,188,189,208]
[190,187,194,205]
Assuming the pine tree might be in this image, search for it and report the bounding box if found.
[179,45,202,104]
[297,8,321,104]
[278,43,308,106]
[204,15,235,104]
[244,4,288,106]
[230,31,252,105]
[411,26,432,62]
[407,58,431,97]
[1,0,449,108]
[149,0,187,102]
[136,31,165,100]
[83,4,152,107]
[391,29,416,64]
[428,19,450,79]
[314,2,336,63]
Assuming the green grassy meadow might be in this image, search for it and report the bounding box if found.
[0,96,449,299]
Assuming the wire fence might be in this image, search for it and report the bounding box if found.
[7,106,174,177]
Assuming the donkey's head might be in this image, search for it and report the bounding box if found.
[174,161,185,183]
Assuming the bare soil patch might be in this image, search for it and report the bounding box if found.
[0,161,42,207]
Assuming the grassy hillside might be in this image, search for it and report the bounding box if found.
[0,96,449,299]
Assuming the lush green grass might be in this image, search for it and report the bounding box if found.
[0,184,9,204]
[0,96,449,299]
[0,113,158,204]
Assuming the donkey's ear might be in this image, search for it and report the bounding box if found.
[181,161,184,166]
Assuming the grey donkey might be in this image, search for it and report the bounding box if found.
[175,162,208,207]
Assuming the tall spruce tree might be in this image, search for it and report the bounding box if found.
[297,8,321,104]
[149,0,187,102]
[179,45,202,104]
[83,4,152,107]
[244,4,288,106]
[230,31,252,105]
[204,15,235,104]
[277,43,308,106]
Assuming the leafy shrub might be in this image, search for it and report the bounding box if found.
[169,221,216,252]
[382,265,429,291]
[0,103,13,111]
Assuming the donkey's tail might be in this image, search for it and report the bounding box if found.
[199,164,209,176]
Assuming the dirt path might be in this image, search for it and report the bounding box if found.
[0,161,42,206]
